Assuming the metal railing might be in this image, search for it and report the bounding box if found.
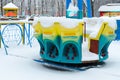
[0,20,34,54]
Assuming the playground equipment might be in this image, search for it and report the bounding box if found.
[33,17,117,64]
[0,20,33,49]
[0,2,34,49]
[66,0,92,19]
[3,2,18,18]
[99,3,120,17]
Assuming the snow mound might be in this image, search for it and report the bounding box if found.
[84,17,103,38]
[100,16,117,30]
[84,17,117,38]
[33,17,83,28]
[33,17,117,38]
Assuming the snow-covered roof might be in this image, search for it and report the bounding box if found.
[98,4,120,12]
[3,2,18,9]
[107,3,120,6]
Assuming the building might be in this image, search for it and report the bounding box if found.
[3,2,18,17]
[98,3,120,17]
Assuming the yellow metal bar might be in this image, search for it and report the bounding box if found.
[20,23,25,45]
[0,21,25,24]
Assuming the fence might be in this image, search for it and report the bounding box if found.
[0,20,34,50]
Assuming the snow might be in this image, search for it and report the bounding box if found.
[83,17,102,34]
[0,20,29,24]
[33,17,83,28]
[84,17,117,38]
[99,16,117,30]
[0,39,120,80]
[107,3,120,6]
[84,17,103,38]
[0,17,120,80]
[3,2,18,9]
[98,5,120,12]
[67,1,79,11]
[33,17,117,39]
[82,41,99,61]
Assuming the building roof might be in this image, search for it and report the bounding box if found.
[3,2,18,9]
[98,3,120,12]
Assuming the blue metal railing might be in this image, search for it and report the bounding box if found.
[0,22,34,55]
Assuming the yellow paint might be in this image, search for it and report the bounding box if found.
[42,23,58,36]
[3,8,18,17]
[59,22,84,43]
[102,24,116,36]
[33,21,84,42]
[102,12,120,17]
[3,8,18,10]
[33,21,42,34]
[59,22,84,37]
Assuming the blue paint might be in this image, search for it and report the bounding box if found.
[0,29,8,55]
[98,34,116,61]
[78,0,83,10]
[24,23,32,47]
[86,0,92,18]
[115,20,120,40]
[66,0,71,9]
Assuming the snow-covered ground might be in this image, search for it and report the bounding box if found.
[0,39,120,80]
[0,16,119,80]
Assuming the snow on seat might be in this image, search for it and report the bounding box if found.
[83,17,103,38]
[99,16,117,30]
[84,17,117,38]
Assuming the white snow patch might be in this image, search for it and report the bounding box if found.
[98,5,120,12]
[84,17,103,38]
[67,1,79,11]
[3,2,18,9]
[100,16,117,30]
[33,17,83,28]
[82,41,99,61]
[84,17,117,38]
[0,40,120,80]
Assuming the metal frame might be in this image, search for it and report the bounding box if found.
[0,21,33,55]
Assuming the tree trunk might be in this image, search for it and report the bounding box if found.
[1,0,3,16]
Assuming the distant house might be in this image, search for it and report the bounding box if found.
[98,3,120,17]
[3,2,18,17]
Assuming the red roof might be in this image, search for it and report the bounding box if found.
[4,11,17,17]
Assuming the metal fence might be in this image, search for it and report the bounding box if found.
[0,21,34,50]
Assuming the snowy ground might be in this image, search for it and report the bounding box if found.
[0,39,120,80]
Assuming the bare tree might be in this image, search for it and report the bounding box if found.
[0,0,3,15]
[34,0,36,14]
[27,0,31,16]
[20,0,24,15]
